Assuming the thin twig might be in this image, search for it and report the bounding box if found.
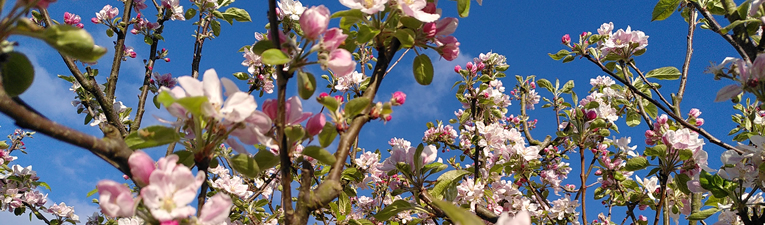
[627,61,673,109]
[677,6,696,116]
[131,11,170,132]
[690,1,754,62]
[105,0,135,101]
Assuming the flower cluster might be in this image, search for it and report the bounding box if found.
[596,22,649,60]
[97,151,232,224]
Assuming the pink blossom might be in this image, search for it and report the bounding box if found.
[714,84,742,102]
[398,0,440,22]
[436,36,460,61]
[174,69,258,123]
[496,210,531,225]
[423,22,437,39]
[64,12,81,25]
[140,155,205,221]
[262,96,312,125]
[435,17,458,36]
[391,91,406,106]
[96,180,136,217]
[322,28,347,52]
[339,0,387,14]
[306,113,326,136]
[96,5,119,22]
[663,128,705,151]
[161,0,185,21]
[300,5,330,40]
[328,49,357,77]
[128,150,155,187]
[198,193,232,225]
[562,34,571,44]
[379,141,437,172]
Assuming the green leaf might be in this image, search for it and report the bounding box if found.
[153,94,161,109]
[297,71,316,100]
[254,149,279,170]
[431,199,483,225]
[645,66,681,80]
[230,154,260,178]
[174,150,195,167]
[318,122,337,148]
[144,35,153,45]
[123,125,180,149]
[223,7,252,23]
[345,97,371,118]
[37,25,107,62]
[374,200,415,221]
[678,149,694,161]
[675,173,691,194]
[562,55,575,63]
[175,96,208,116]
[626,110,641,127]
[261,49,291,65]
[251,41,276,55]
[86,188,98,198]
[560,80,575,93]
[105,28,114,37]
[210,19,221,37]
[302,146,336,165]
[399,17,423,29]
[393,29,416,48]
[651,0,681,21]
[318,95,340,112]
[1,52,34,97]
[687,208,720,220]
[548,49,571,60]
[332,9,364,30]
[644,144,666,157]
[357,24,380,44]
[457,0,470,17]
[184,8,197,21]
[536,78,554,93]
[625,157,649,171]
[413,54,434,85]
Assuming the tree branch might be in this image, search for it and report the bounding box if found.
[105,0,135,100]
[677,6,696,116]
[691,1,754,62]
[584,55,739,153]
[39,9,128,137]
[131,11,170,132]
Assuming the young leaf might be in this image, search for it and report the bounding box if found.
[374,200,415,221]
[624,157,649,171]
[124,126,180,149]
[393,29,416,48]
[302,146,337,165]
[431,199,483,225]
[345,97,371,118]
[687,208,720,220]
[651,0,681,21]
[645,66,681,80]
[1,52,34,97]
[230,154,260,178]
[457,0,471,17]
[297,71,316,100]
[261,49,291,65]
[413,54,434,85]
[254,149,279,170]
[318,122,338,148]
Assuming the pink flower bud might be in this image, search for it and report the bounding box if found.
[299,5,330,40]
[164,58,170,62]
[562,34,571,44]
[423,2,437,14]
[657,114,668,124]
[130,29,139,34]
[454,65,462,73]
[334,95,344,103]
[689,108,701,118]
[466,62,475,73]
[319,92,329,99]
[581,31,588,37]
[383,114,392,122]
[122,175,129,180]
[423,22,437,39]
[129,52,136,58]
[530,81,536,89]
[391,91,406,106]
[91,17,100,24]
[436,36,460,61]
[695,118,704,126]
[586,110,597,120]
[639,215,648,222]
[306,113,326,136]
[128,150,155,187]
[476,62,485,71]
[76,23,84,29]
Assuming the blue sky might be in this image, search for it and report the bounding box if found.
[0,0,747,224]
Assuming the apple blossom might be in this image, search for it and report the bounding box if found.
[262,96,312,125]
[390,91,406,106]
[496,210,531,225]
[197,193,233,225]
[96,180,137,218]
[141,154,206,221]
[173,69,257,123]
[322,28,347,52]
[95,5,119,22]
[339,0,387,14]
[277,0,306,20]
[327,48,357,77]
[299,5,330,40]
[63,12,81,25]
[436,36,460,61]
[306,113,326,136]
[398,0,440,22]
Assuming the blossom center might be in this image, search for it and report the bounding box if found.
[161,197,176,212]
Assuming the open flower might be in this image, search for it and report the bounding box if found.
[173,69,257,123]
[198,193,232,225]
[141,155,206,222]
[339,0,387,14]
[398,0,440,22]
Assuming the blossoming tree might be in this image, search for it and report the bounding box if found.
[4,0,765,225]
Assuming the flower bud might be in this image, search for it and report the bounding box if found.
[164,58,170,62]
[130,29,138,34]
[695,118,704,126]
[128,150,155,187]
[306,113,326,136]
[688,108,701,118]
[390,91,406,106]
[423,22,437,39]
[299,5,330,40]
[334,95,344,103]
[319,92,330,99]
[476,62,485,71]
[586,110,598,120]
[91,17,99,24]
[454,65,462,73]
[562,34,571,44]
